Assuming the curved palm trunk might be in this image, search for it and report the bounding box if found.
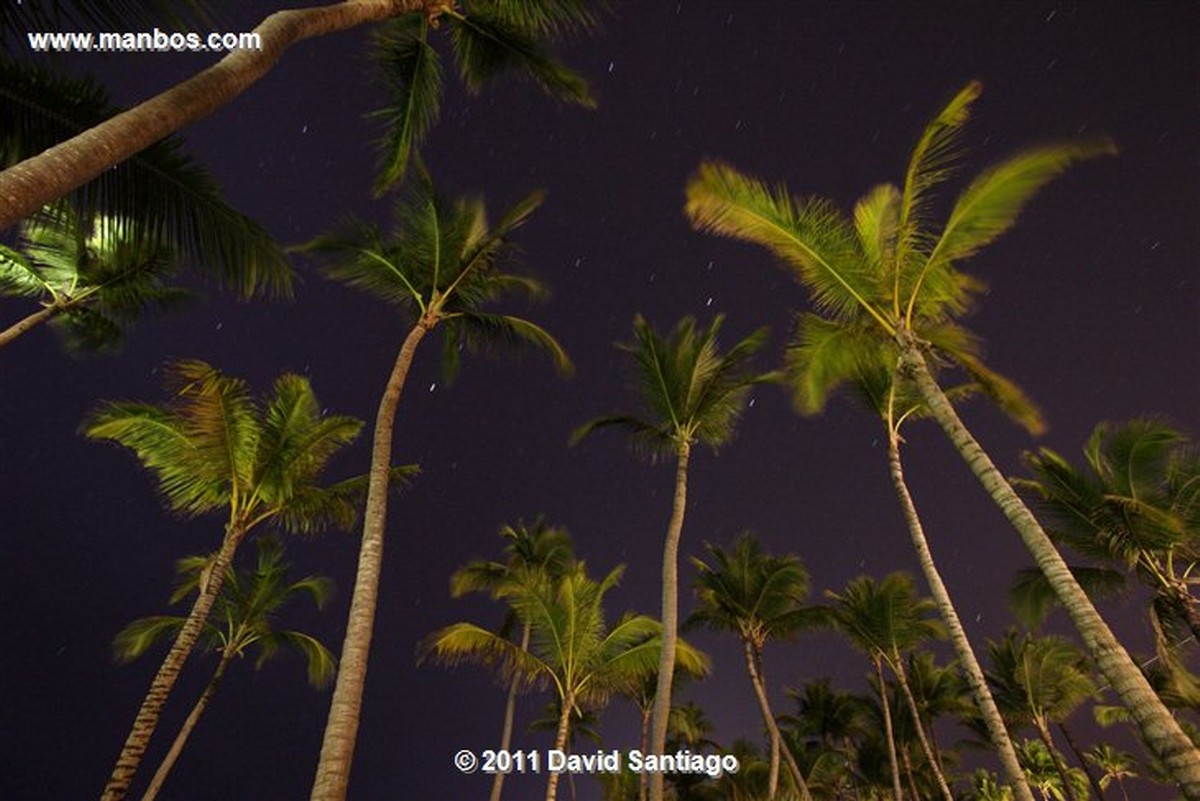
[897,331,1200,799]
[0,0,425,232]
[545,691,575,801]
[311,322,429,801]
[886,432,1035,801]
[889,653,954,801]
[873,655,904,801]
[101,521,248,801]
[0,304,62,350]
[742,641,813,801]
[141,649,236,801]
[648,441,690,801]
[489,620,532,801]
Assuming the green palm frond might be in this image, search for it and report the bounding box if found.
[269,630,337,688]
[421,621,554,691]
[685,161,889,331]
[167,360,259,501]
[784,312,893,417]
[447,10,594,107]
[0,58,291,297]
[445,311,573,382]
[370,15,443,194]
[0,243,50,296]
[823,572,946,659]
[986,631,1096,724]
[112,615,190,664]
[477,0,607,37]
[853,183,901,278]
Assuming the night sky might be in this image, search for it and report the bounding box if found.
[2,2,1198,800]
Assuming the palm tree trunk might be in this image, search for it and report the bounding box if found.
[101,521,248,801]
[0,0,427,232]
[874,655,904,801]
[311,321,429,801]
[648,441,690,801]
[742,641,813,801]
[889,652,955,801]
[897,330,1200,799]
[899,748,920,801]
[488,620,531,801]
[0,304,60,350]
[141,649,236,801]
[886,431,1036,801]
[638,706,651,801]
[1057,722,1105,801]
[1034,717,1083,801]
[545,691,575,801]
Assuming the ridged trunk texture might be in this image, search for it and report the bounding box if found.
[648,441,690,801]
[890,653,954,801]
[875,654,904,801]
[544,691,574,801]
[101,522,248,800]
[897,329,1200,799]
[489,620,531,801]
[743,641,812,801]
[310,322,429,800]
[0,0,426,232]
[886,432,1035,801]
[141,649,236,801]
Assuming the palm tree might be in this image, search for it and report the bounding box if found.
[782,313,1036,800]
[684,81,1200,794]
[114,536,336,801]
[450,519,576,801]
[84,360,401,801]
[0,206,189,352]
[0,0,600,230]
[1085,743,1139,801]
[779,678,871,800]
[422,562,709,801]
[687,532,817,801]
[0,58,291,296]
[299,173,572,800]
[821,572,951,801]
[986,631,1097,801]
[1014,419,1200,649]
[1015,739,1090,801]
[573,314,771,801]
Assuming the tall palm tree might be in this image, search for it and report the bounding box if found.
[1085,743,1139,801]
[1014,418,1200,648]
[0,0,600,230]
[687,532,817,801]
[450,519,576,801]
[821,572,951,801]
[573,314,771,801]
[300,173,572,800]
[684,81,1200,794]
[0,58,291,297]
[1015,739,1090,801]
[986,631,1098,801]
[422,562,709,801]
[114,536,337,801]
[0,206,189,352]
[84,360,400,801]
[782,313,1036,800]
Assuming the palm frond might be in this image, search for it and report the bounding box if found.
[112,615,189,663]
[685,161,890,330]
[1008,565,1127,628]
[474,0,607,37]
[446,311,573,381]
[448,10,595,108]
[0,243,49,297]
[784,313,892,417]
[270,630,338,689]
[370,15,444,194]
[420,621,552,692]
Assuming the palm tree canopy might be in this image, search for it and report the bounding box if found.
[368,0,602,192]
[572,314,773,461]
[986,630,1096,727]
[1,205,191,351]
[114,536,336,688]
[450,518,576,600]
[422,562,708,711]
[83,359,415,531]
[0,58,291,297]
[685,82,1114,436]
[821,571,947,661]
[686,531,820,648]
[297,171,571,383]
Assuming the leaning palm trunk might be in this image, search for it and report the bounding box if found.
[1033,718,1083,801]
[1056,722,1104,801]
[0,0,425,231]
[743,641,812,801]
[890,654,954,801]
[648,442,690,801]
[141,649,236,801]
[873,655,904,801]
[0,304,61,350]
[886,432,1036,801]
[311,322,429,800]
[102,522,248,801]
[545,691,575,801]
[490,620,532,801]
[897,329,1200,798]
